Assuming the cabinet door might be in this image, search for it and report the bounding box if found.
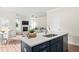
[40,47,50,52]
[32,41,49,52]
[57,40,63,52]
[50,44,57,52]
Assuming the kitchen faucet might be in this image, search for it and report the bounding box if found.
[45,26,50,34]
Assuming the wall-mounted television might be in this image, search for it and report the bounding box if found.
[22,21,29,25]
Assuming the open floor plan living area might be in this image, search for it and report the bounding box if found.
[0,7,79,52]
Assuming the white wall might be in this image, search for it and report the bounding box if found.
[37,16,47,27]
[33,16,47,28]
[0,10,16,37]
[47,7,79,46]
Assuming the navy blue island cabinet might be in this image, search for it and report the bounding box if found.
[21,34,68,52]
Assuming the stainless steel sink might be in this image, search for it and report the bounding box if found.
[43,34,58,38]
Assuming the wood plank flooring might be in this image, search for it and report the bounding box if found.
[68,44,79,52]
[0,36,21,52]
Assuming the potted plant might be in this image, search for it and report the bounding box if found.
[29,29,35,33]
[27,29,37,38]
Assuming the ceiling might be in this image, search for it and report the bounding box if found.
[0,7,57,17]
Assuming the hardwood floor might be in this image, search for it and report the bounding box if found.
[0,36,21,52]
[68,44,79,52]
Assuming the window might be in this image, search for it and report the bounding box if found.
[16,18,21,33]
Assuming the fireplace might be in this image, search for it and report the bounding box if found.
[23,27,28,31]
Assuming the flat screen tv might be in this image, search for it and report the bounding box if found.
[22,21,29,25]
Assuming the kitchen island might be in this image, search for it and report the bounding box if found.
[20,33,68,52]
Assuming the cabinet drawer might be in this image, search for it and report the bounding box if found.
[32,41,49,52]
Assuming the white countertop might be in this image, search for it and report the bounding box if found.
[20,32,68,47]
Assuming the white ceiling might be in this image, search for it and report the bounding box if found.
[0,7,57,17]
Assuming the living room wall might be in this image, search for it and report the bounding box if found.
[0,9,16,37]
